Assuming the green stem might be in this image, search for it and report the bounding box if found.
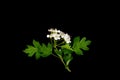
[58,54,71,72]
[52,39,71,72]
[65,65,71,72]
[50,38,53,46]
[58,55,66,66]
[53,39,56,48]
[51,54,59,58]
[57,41,65,46]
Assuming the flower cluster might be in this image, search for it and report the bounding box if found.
[47,28,71,43]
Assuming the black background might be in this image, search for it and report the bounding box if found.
[12,5,98,79]
[1,1,117,79]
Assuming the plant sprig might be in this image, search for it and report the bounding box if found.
[23,28,91,72]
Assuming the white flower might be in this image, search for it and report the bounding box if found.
[48,28,55,32]
[57,30,61,33]
[47,35,50,38]
[47,28,61,40]
[63,33,71,43]
[48,28,60,33]
[47,28,71,43]
[59,31,65,38]
[50,33,61,40]
[59,31,71,43]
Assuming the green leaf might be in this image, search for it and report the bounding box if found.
[79,37,91,51]
[72,36,80,48]
[47,43,52,50]
[72,36,91,55]
[63,52,73,66]
[62,48,73,66]
[40,43,52,57]
[62,48,73,55]
[33,40,41,48]
[35,52,41,60]
[61,44,73,51]
[23,45,37,57]
[63,53,72,62]
[73,47,83,55]
[23,40,53,59]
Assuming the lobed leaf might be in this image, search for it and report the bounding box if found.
[23,45,37,57]
[23,40,53,59]
[61,44,73,51]
[72,36,91,55]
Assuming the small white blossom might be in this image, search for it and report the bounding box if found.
[48,28,54,32]
[59,31,65,38]
[63,33,71,43]
[48,28,59,33]
[47,35,50,38]
[57,30,61,33]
